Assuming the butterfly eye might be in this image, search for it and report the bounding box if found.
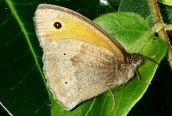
[54,22,62,29]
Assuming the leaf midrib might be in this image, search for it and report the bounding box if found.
[5,1,44,80]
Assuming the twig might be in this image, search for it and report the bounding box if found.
[148,0,172,68]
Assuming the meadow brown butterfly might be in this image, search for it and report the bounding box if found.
[34,4,144,110]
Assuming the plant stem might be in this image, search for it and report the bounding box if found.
[148,0,172,68]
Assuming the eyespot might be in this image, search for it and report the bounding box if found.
[121,64,125,68]
[54,22,62,29]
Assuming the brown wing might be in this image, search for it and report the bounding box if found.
[43,39,120,110]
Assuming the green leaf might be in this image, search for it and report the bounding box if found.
[0,1,51,116]
[119,0,150,19]
[94,12,166,116]
[118,0,172,36]
[158,0,172,6]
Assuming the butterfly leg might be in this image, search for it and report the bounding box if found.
[107,84,116,112]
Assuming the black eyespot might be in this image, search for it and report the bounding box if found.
[65,82,67,84]
[121,64,125,68]
[54,22,62,29]
[63,53,66,55]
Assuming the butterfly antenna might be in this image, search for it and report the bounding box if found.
[142,54,158,65]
